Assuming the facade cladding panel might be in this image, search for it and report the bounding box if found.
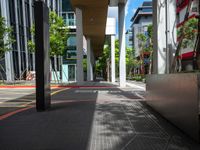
[0,0,60,81]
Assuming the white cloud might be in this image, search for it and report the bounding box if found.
[125,0,130,16]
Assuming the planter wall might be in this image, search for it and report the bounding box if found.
[146,73,200,142]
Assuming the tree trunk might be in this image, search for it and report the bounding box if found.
[171,1,192,72]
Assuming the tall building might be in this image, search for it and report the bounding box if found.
[60,0,77,82]
[125,29,133,49]
[131,1,152,58]
[0,0,60,81]
[130,1,152,74]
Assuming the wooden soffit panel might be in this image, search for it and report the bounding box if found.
[70,0,109,57]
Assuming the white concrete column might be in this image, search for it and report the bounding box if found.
[22,0,29,72]
[87,38,93,81]
[152,0,176,74]
[118,3,126,87]
[47,0,50,8]
[52,0,56,11]
[76,8,84,82]
[1,0,14,81]
[14,0,22,79]
[111,35,116,83]
[29,0,35,71]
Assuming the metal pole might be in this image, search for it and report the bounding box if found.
[165,0,169,74]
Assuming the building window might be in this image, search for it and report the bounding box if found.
[25,0,31,41]
[12,51,20,79]
[67,34,76,46]
[62,12,75,26]
[17,0,25,52]
[142,8,152,12]
[8,0,17,51]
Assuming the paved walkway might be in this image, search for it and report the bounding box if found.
[0,82,199,150]
[0,88,35,115]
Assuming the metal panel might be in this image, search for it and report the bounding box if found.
[146,73,200,142]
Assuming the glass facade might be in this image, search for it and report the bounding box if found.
[0,0,60,80]
[0,0,74,81]
[62,0,73,12]
[141,8,152,13]
[61,0,77,66]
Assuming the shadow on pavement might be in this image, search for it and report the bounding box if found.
[96,87,200,150]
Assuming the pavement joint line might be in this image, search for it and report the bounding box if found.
[121,135,137,150]
[0,106,27,108]
[0,87,69,120]
[126,82,146,90]
[138,103,170,137]
[134,92,145,99]
[52,99,95,104]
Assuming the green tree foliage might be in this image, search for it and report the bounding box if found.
[49,11,68,56]
[137,33,148,52]
[96,39,136,79]
[136,24,153,74]
[137,24,153,53]
[0,16,15,82]
[115,39,119,76]
[126,47,135,77]
[28,11,69,56]
[0,17,15,59]
[96,41,110,79]
[177,18,198,48]
[147,24,153,40]
[27,25,35,53]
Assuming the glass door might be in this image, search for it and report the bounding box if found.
[68,65,76,81]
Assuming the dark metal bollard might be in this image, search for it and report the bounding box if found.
[35,1,51,111]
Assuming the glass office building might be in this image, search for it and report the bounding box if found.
[0,0,60,81]
[0,0,78,82]
[60,0,77,82]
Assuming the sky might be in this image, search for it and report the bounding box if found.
[108,0,152,31]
